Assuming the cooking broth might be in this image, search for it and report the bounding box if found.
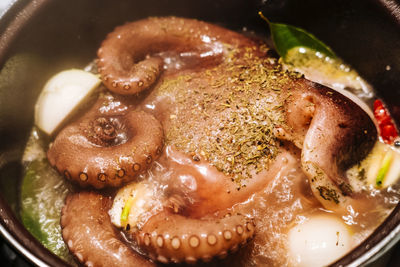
[19,18,400,267]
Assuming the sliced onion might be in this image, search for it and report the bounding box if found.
[34,69,100,135]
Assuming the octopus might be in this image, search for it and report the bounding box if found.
[47,99,164,189]
[61,191,155,267]
[48,17,377,266]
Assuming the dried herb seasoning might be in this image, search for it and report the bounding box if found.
[158,46,299,186]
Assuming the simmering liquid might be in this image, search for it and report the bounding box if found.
[20,30,400,267]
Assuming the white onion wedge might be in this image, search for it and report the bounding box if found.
[349,141,400,188]
[288,214,352,267]
[34,69,100,135]
[382,150,400,188]
[109,182,158,229]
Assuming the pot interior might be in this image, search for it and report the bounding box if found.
[0,0,399,266]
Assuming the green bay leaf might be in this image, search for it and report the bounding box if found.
[259,12,336,59]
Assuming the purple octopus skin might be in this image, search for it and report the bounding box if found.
[47,96,164,189]
[97,16,259,95]
[134,211,255,264]
[61,191,155,267]
[277,80,377,211]
[96,15,377,212]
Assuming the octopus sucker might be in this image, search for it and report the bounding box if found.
[96,16,258,95]
[133,211,255,264]
[60,191,155,267]
[47,102,164,188]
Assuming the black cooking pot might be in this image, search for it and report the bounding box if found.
[0,0,399,266]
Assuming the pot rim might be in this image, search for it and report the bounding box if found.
[0,194,71,266]
[0,0,400,266]
[0,224,49,267]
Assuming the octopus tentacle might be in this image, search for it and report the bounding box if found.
[161,145,300,218]
[61,192,155,267]
[47,109,164,189]
[97,16,257,95]
[134,211,255,264]
[278,80,377,211]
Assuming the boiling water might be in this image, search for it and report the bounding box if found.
[19,33,400,267]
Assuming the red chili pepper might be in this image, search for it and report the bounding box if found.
[374,107,392,125]
[374,99,399,144]
[381,124,397,141]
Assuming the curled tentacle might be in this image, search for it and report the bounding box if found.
[161,145,300,218]
[277,80,377,211]
[97,16,257,95]
[47,107,164,189]
[134,211,255,264]
[61,192,155,267]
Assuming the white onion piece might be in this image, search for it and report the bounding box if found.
[109,182,158,229]
[383,151,400,187]
[288,214,352,267]
[34,69,100,135]
[348,141,400,188]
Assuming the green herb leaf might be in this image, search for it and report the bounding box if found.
[258,12,337,60]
